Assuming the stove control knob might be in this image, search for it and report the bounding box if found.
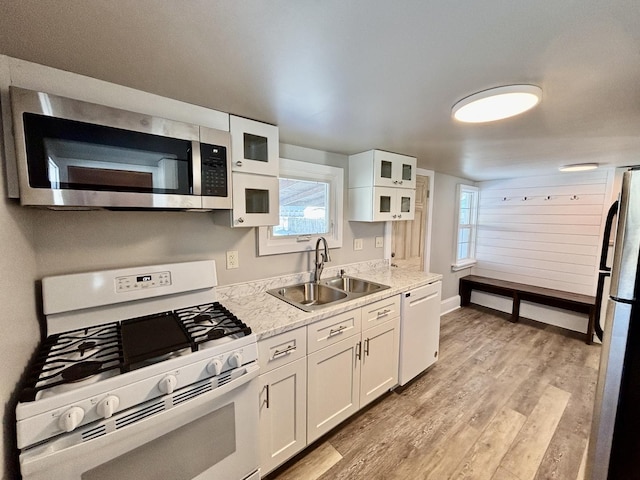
[58,406,85,432]
[207,358,224,376]
[229,351,243,368]
[158,375,178,394]
[97,395,120,419]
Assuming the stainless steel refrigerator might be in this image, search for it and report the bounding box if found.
[587,169,640,479]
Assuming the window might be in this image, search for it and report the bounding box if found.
[452,184,479,270]
[257,158,343,255]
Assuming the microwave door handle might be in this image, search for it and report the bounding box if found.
[600,200,619,272]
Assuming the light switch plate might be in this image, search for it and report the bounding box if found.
[375,236,384,248]
[354,238,363,251]
[226,250,239,269]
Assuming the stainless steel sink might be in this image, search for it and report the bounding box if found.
[267,276,389,312]
[322,276,388,294]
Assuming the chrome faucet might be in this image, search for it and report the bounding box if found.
[313,237,331,283]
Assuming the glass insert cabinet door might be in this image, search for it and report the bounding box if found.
[231,172,279,227]
[230,116,279,176]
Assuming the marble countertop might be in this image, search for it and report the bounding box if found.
[220,264,442,341]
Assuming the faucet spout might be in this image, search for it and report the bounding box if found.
[314,237,331,283]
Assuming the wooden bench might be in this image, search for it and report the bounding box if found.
[459,275,597,344]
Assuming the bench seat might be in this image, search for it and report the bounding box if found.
[459,275,596,344]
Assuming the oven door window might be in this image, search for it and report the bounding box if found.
[82,404,236,480]
[23,113,192,195]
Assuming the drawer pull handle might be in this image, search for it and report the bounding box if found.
[273,345,296,358]
[329,325,347,336]
[377,308,392,317]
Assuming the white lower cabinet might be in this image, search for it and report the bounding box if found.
[258,358,307,475]
[257,327,307,476]
[257,295,402,472]
[307,334,362,443]
[307,296,401,443]
[360,316,400,408]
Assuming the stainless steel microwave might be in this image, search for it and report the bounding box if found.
[8,87,231,210]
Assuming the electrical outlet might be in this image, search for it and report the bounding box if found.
[354,238,363,251]
[375,236,384,248]
[226,250,239,269]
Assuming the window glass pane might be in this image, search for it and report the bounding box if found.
[273,177,329,236]
[460,191,471,209]
[459,207,471,225]
[458,242,469,260]
[459,227,470,243]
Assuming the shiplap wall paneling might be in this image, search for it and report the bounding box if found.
[474,169,614,296]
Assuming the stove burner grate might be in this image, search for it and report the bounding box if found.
[20,323,124,402]
[176,302,252,347]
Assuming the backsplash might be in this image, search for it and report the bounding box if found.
[216,259,390,301]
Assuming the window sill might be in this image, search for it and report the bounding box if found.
[451,260,476,272]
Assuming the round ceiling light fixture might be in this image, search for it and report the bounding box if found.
[558,163,599,172]
[452,84,542,123]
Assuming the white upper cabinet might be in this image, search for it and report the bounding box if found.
[230,115,279,177]
[349,150,416,190]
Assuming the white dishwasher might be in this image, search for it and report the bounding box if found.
[399,280,442,386]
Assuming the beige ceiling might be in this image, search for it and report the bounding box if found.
[1,0,640,181]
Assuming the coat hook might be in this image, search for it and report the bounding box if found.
[544,195,551,201]
[502,197,508,201]
[570,195,579,200]
[522,196,528,201]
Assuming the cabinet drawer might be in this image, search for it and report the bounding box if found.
[258,327,307,373]
[362,295,401,329]
[307,308,362,353]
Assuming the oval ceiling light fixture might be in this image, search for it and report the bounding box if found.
[558,163,599,172]
[452,84,542,123]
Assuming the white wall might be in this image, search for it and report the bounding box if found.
[430,172,476,307]
[472,169,615,332]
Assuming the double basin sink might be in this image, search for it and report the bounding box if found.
[267,275,390,312]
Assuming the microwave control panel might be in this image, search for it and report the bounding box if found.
[115,271,172,293]
[200,143,228,197]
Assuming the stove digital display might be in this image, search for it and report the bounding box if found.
[137,275,152,282]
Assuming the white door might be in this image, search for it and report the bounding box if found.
[360,317,400,408]
[307,335,361,443]
[229,116,279,176]
[231,172,279,227]
[258,358,307,475]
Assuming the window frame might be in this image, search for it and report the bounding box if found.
[452,184,479,271]
[257,158,343,256]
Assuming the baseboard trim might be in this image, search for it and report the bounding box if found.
[441,295,461,316]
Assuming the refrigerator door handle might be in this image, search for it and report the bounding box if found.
[599,200,619,272]
[610,171,640,301]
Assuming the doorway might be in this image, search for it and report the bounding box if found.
[391,173,431,270]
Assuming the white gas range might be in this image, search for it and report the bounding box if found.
[16,260,260,480]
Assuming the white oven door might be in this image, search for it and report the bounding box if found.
[20,365,260,480]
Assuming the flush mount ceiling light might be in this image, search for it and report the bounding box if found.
[558,163,599,172]
[452,85,542,123]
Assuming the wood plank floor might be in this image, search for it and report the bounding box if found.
[266,305,601,480]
